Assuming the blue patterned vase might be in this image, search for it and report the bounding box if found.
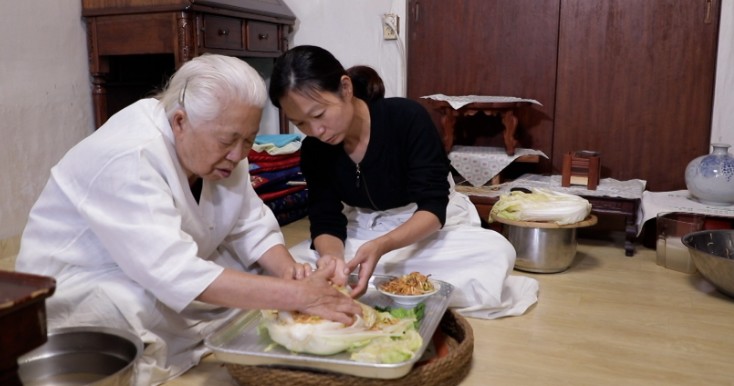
[684,143,734,206]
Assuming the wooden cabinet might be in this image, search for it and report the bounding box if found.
[407,0,721,192]
[82,0,295,128]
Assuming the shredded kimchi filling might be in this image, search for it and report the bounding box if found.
[379,272,435,295]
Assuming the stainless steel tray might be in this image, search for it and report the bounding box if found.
[204,275,454,379]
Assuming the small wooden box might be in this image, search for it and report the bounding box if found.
[561,150,600,190]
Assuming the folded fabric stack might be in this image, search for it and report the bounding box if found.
[249,134,308,226]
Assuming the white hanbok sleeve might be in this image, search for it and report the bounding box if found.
[69,150,224,313]
[216,165,286,268]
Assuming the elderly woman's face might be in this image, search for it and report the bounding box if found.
[172,102,262,182]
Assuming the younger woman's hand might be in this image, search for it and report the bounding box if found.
[345,240,383,297]
[315,254,349,286]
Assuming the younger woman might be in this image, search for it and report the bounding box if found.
[269,45,538,318]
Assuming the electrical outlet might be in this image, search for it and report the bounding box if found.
[382,13,399,40]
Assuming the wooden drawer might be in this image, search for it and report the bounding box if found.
[586,197,637,216]
[202,15,243,50]
[247,21,278,52]
[94,13,177,55]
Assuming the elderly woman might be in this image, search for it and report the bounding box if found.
[15,54,360,385]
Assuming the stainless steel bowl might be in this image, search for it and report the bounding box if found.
[18,326,144,386]
[682,229,734,298]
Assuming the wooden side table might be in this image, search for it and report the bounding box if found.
[426,99,534,156]
[82,0,295,129]
[581,196,640,256]
[0,271,56,386]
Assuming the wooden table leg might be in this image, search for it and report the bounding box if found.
[439,107,457,153]
[625,215,637,256]
[501,110,519,156]
[90,71,108,129]
[86,17,110,129]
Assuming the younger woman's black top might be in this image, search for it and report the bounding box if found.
[301,97,451,242]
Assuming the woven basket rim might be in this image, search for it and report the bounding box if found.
[225,309,474,386]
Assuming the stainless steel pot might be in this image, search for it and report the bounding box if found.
[504,225,578,273]
[493,214,598,273]
[17,326,143,386]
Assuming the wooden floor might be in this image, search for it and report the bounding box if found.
[164,219,734,386]
[5,219,733,385]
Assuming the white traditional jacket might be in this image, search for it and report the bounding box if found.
[16,98,283,385]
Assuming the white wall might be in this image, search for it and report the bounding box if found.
[0,0,93,240]
[0,0,730,241]
[260,0,407,134]
[282,0,407,97]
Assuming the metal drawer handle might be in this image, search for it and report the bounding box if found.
[258,33,269,40]
[218,28,230,37]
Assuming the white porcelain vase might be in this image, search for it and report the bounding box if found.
[684,143,734,206]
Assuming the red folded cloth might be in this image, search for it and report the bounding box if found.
[258,185,306,202]
[248,150,301,175]
[248,149,300,162]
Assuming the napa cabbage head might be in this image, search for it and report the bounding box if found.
[260,301,421,360]
[490,188,591,225]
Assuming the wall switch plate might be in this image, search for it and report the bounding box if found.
[382,13,399,40]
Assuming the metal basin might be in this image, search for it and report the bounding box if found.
[682,229,734,298]
[18,326,143,386]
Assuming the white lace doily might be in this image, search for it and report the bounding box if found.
[449,146,548,187]
[637,190,734,235]
[456,173,646,200]
[422,94,542,109]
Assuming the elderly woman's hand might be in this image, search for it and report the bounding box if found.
[284,262,315,280]
[298,259,362,325]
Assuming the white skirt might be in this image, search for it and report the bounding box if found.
[290,189,539,319]
[42,252,248,386]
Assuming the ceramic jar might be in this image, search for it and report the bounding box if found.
[684,143,734,206]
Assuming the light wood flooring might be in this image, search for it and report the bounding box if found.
[168,219,734,386]
[6,219,734,385]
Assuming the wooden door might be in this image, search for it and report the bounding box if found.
[553,0,720,191]
[407,0,561,173]
[408,0,720,192]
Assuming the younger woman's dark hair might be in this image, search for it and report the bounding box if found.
[269,45,385,107]
[269,45,346,108]
[347,65,385,103]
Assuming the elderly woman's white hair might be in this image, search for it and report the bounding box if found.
[158,54,267,126]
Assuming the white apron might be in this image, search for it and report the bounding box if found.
[290,187,539,319]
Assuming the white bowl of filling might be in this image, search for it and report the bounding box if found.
[375,272,439,308]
